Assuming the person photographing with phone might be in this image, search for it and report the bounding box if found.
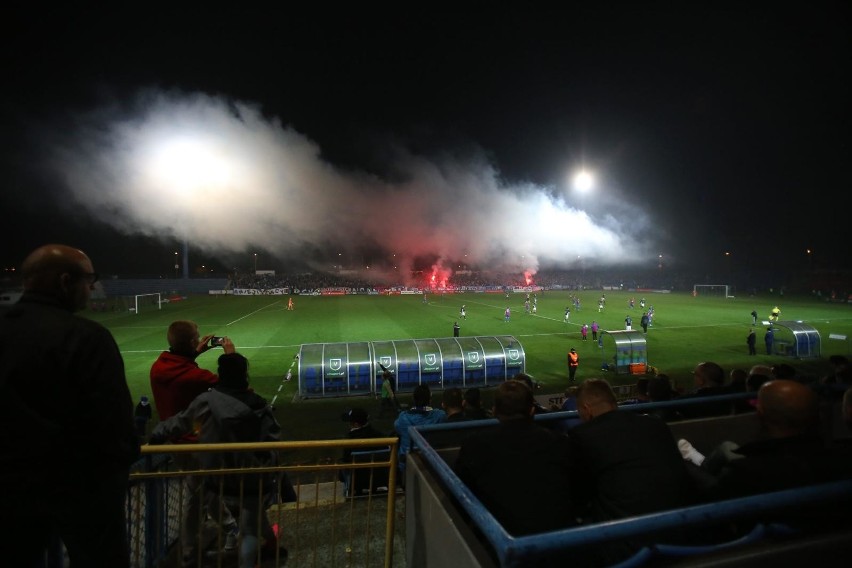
[149,320,238,564]
[150,321,235,423]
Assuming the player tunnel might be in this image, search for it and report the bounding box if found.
[766,321,821,358]
[297,335,525,399]
[598,330,648,375]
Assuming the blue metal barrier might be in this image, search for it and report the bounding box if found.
[409,414,852,567]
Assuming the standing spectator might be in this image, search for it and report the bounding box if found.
[149,321,237,564]
[567,347,579,382]
[0,244,139,567]
[394,384,447,475]
[640,312,650,333]
[135,395,153,440]
[462,388,492,420]
[453,321,460,337]
[591,320,599,341]
[454,380,578,536]
[581,323,589,341]
[150,320,235,424]
[765,326,775,355]
[378,368,398,417]
[747,327,757,355]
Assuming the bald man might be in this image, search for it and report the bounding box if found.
[0,244,138,567]
[712,379,851,500]
[570,379,694,522]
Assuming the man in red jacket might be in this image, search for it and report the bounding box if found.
[150,321,235,424]
[150,320,237,564]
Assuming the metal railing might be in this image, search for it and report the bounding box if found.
[128,437,400,568]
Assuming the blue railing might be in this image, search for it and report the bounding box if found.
[408,398,852,567]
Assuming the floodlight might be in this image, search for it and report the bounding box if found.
[572,170,594,192]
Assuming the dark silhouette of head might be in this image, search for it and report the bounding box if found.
[412,384,432,407]
[21,244,97,312]
[493,380,534,421]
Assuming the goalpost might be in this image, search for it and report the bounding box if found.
[693,284,734,298]
[132,293,162,314]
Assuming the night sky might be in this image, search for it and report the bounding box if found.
[2,6,849,279]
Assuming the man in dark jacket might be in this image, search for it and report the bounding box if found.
[455,380,578,536]
[0,244,139,567]
[569,379,694,563]
[570,379,695,523]
[340,407,388,495]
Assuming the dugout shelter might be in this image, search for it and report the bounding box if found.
[598,329,648,375]
[768,321,821,358]
[297,336,525,399]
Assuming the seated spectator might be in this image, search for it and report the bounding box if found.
[729,368,747,392]
[703,380,852,512]
[729,368,750,413]
[743,371,772,412]
[569,379,695,563]
[442,388,467,422]
[512,373,550,413]
[647,374,685,422]
[394,384,447,475]
[771,363,797,381]
[554,385,582,432]
[845,387,852,432]
[454,380,578,536]
[621,377,650,405]
[340,408,385,463]
[340,408,388,495]
[680,361,733,418]
[569,379,695,521]
[462,387,491,420]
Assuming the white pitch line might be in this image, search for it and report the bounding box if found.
[226,300,281,326]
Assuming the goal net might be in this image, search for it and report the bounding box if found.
[693,284,734,298]
[132,293,162,314]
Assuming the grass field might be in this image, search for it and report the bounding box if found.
[87,290,852,449]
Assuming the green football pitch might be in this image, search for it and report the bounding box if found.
[88,290,852,443]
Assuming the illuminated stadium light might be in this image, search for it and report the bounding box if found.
[147,137,235,198]
[572,170,594,192]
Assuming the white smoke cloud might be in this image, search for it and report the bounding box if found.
[48,89,660,276]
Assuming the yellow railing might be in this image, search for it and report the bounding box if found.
[130,437,400,568]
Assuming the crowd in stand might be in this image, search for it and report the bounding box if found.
[229,268,686,292]
[349,358,852,564]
